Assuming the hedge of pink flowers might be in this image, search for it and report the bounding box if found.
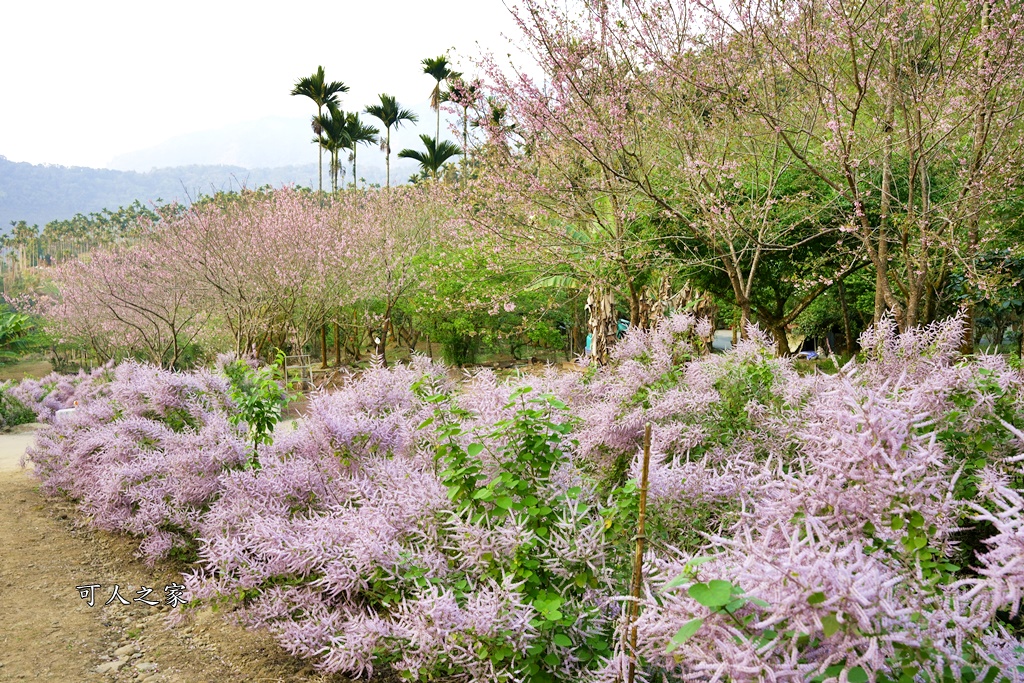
[11,363,117,423]
[23,362,248,563]
[23,316,1024,682]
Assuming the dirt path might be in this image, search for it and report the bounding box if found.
[0,428,353,683]
[0,424,44,472]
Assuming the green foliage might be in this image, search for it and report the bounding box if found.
[222,355,293,464]
[398,134,462,178]
[412,246,570,365]
[660,564,771,659]
[701,356,781,450]
[0,310,46,364]
[946,251,1024,354]
[795,269,876,351]
[662,558,1009,683]
[931,366,1024,573]
[422,388,616,681]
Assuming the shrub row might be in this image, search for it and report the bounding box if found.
[24,316,1024,681]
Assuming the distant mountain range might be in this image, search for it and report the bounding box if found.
[0,156,311,228]
[0,147,421,230]
[106,117,325,172]
[106,112,442,174]
[1,110,455,228]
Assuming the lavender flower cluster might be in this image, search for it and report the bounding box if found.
[11,362,117,423]
[623,319,1024,682]
[23,362,248,564]
[23,317,1024,681]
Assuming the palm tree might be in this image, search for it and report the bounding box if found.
[421,55,452,142]
[398,134,462,180]
[443,73,479,183]
[291,66,349,195]
[364,94,418,188]
[343,113,379,189]
[314,104,351,193]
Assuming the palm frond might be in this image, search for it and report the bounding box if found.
[423,55,452,110]
[398,134,462,176]
[422,55,451,82]
[364,94,418,129]
[397,148,428,164]
[344,113,379,149]
[291,66,349,108]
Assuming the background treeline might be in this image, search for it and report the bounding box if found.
[5,0,1024,372]
[5,186,582,371]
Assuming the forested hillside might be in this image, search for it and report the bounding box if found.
[0,156,319,228]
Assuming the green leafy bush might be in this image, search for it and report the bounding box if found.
[221,354,293,464]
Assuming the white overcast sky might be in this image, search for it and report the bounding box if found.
[0,0,528,169]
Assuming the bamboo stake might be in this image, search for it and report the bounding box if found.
[626,422,652,683]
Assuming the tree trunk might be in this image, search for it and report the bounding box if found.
[317,105,324,196]
[769,324,790,357]
[992,323,1007,352]
[462,106,469,186]
[334,321,341,366]
[961,0,991,355]
[876,41,895,325]
[925,281,940,326]
[838,281,853,355]
[348,309,362,361]
[628,286,641,329]
[170,334,181,371]
[385,128,391,188]
[587,287,617,365]
[377,308,392,366]
[321,324,328,368]
[738,299,752,338]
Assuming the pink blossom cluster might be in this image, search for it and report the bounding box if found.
[618,319,1024,681]
[182,355,623,680]
[29,186,452,364]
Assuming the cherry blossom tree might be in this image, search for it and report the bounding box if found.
[466,0,856,355]
[470,0,1024,354]
[150,188,351,357]
[43,246,207,368]
[681,0,1024,335]
[338,186,451,364]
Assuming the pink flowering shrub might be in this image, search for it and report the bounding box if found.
[24,361,248,564]
[0,381,37,430]
[10,362,117,422]
[186,356,625,681]
[617,318,1024,683]
[23,315,1024,681]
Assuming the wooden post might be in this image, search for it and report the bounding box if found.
[626,423,652,683]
